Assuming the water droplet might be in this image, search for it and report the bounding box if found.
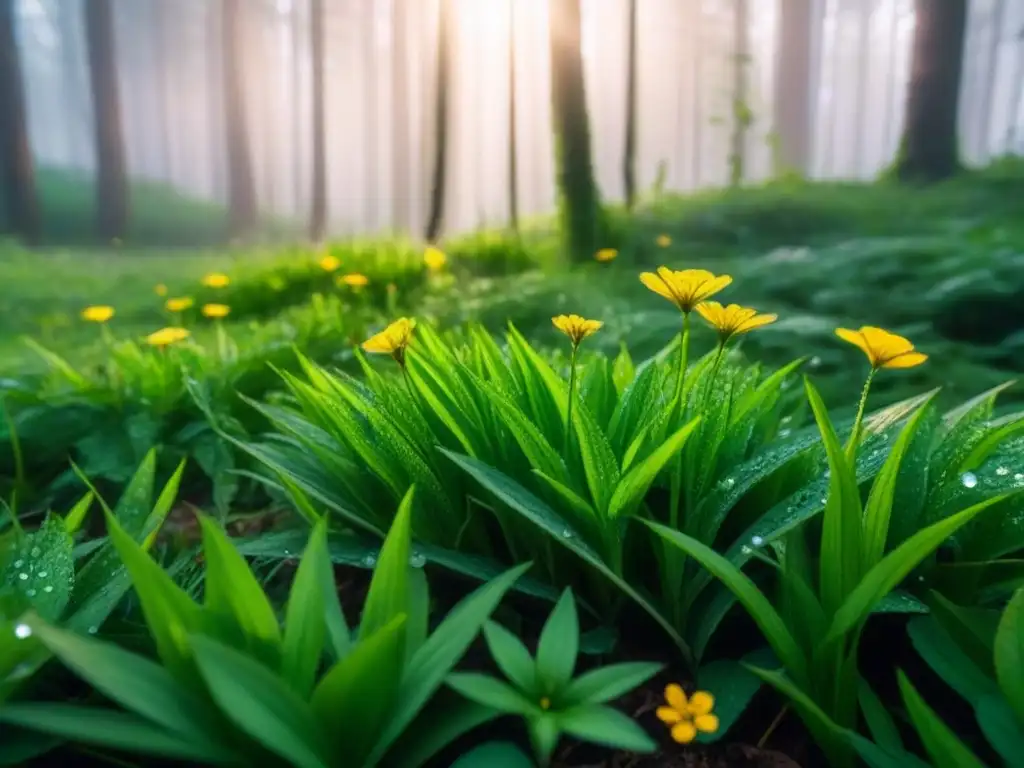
[37,571,47,578]
[809,356,822,367]
[12,559,23,568]
[25,589,35,597]
[409,552,426,568]
[29,547,40,557]
[561,528,573,539]
[751,536,764,547]
[88,626,98,634]
[779,428,792,438]
[1015,473,1024,482]
[723,477,735,489]
[961,472,978,489]
[43,585,53,593]
[823,469,831,479]
[13,623,31,639]
[282,550,292,557]
[362,554,377,567]
[820,497,828,505]
[997,467,1010,476]
[17,573,27,581]
[741,545,752,555]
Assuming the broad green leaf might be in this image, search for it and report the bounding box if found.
[3,516,73,622]
[528,713,560,766]
[483,621,538,693]
[929,592,998,676]
[282,520,329,697]
[0,705,232,764]
[481,384,566,483]
[805,378,863,614]
[536,589,579,693]
[446,673,537,715]
[405,568,430,666]
[198,515,282,665]
[385,693,501,768]
[608,418,699,519]
[450,741,534,768]
[191,635,330,768]
[976,694,1024,766]
[359,488,414,642]
[563,661,661,706]
[827,494,1008,642]
[572,399,620,516]
[995,586,1024,723]
[643,520,804,681]
[63,492,94,535]
[858,680,902,753]
[847,732,931,768]
[907,616,997,703]
[898,671,986,768]
[612,343,635,394]
[695,650,777,743]
[558,704,656,752]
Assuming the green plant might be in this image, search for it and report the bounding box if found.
[644,378,1012,767]
[447,588,660,766]
[0,486,530,767]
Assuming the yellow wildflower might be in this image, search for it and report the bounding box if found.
[640,267,732,314]
[81,305,115,323]
[165,297,194,313]
[362,318,416,366]
[424,246,447,271]
[552,314,603,348]
[656,234,672,248]
[202,303,230,319]
[835,326,928,370]
[656,684,719,744]
[696,302,777,342]
[154,284,168,297]
[319,255,341,272]
[201,273,230,289]
[145,327,190,347]
[340,273,369,289]
[594,248,618,263]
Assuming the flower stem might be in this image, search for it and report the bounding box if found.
[672,313,691,409]
[845,368,877,461]
[564,346,579,454]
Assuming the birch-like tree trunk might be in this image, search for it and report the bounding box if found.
[221,0,258,236]
[309,0,326,240]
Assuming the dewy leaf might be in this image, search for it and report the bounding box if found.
[282,520,330,698]
[535,589,578,693]
[994,586,1024,723]
[359,487,413,643]
[608,418,699,519]
[572,399,620,516]
[3,517,73,622]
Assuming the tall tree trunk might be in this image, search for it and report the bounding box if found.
[309,0,326,240]
[895,0,968,182]
[975,0,1007,159]
[550,0,601,262]
[773,0,814,175]
[424,0,451,242]
[222,0,258,237]
[622,0,637,209]
[729,0,749,187]
[0,0,40,243]
[508,0,518,231]
[85,0,128,240]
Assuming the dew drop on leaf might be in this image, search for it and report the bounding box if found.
[362,554,377,567]
[13,623,31,639]
[88,626,98,634]
[25,589,35,597]
[741,545,752,555]
[751,536,764,547]
[961,472,978,489]
[43,586,53,593]
[996,467,1009,476]
[409,552,426,568]
[17,573,27,581]
[12,560,23,569]
[561,528,573,539]
[37,571,47,578]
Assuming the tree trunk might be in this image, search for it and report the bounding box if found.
[622,0,637,209]
[424,0,451,242]
[975,0,1007,159]
[508,0,518,231]
[309,0,326,240]
[0,0,40,243]
[773,0,814,175]
[85,0,128,241]
[550,0,602,262]
[729,0,749,187]
[221,0,258,237]
[895,0,968,182]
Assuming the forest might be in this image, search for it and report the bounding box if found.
[1,0,1024,766]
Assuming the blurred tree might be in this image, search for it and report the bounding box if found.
[221,0,258,236]
[392,0,411,233]
[550,0,602,262]
[729,0,749,187]
[425,0,452,242]
[508,0,518,231]
[309,0,326,240]
[895,0,968,181]
[0,0,40,243]
[85,0,128,240]
[622,0,637,209]
[773,0,814,175]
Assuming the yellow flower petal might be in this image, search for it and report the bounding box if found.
[165,297,194,313]
[201,273,230,288]
[655,706,683,724]
[81,305,115,323]
[694,713,719,733]
[362,318,416,363]
[594,248,618,263]
[145,327,190,347]
[697,302,775,339]
[640,271,675,302]
[670,721,697,744]
[836,326,924,369]
[552,314,603,347]
[664,683,688,712]
[320,255,341,272]
[656,234,672,248]
[735,313,778,334]
[424,246,447,271]
[642,267,732,313]
[688,691,715,716]
[202,303,230,319]
[341,273,369,288]
[881,352,928,369]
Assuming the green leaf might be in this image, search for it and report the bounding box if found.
[558,704,657,752]
[282,520,329,697]
[3,516,73,622]
[572,399,620,516]
[29,621,224,752]
[447,672,538,715]
[859,679,902,753]
[0,705,232,764]
[386,693,501,767]
[695,652,775,743]
[483,621,538,693]
[450,741,534,768]
[480,384,566,483]
[528,714,560,767]
[976,694,1024,766]
[862,396,935,568]
[608,418,699,518]
[191,635,330,768]
[198,515,282,666]
[563,661,661,705]
[847,732,931,768]
[311,613,407,763]
[907,616,997,703]
[929,591,998,675]
[612,343,635,394]
[995,586,1024,723]
[63,492,93,535]
[805,378,863,614]
[536,589,578,694]
[642,520,804,680]
[359,487,414,642]
[827,494,1008,642]
[898,670,986,768]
